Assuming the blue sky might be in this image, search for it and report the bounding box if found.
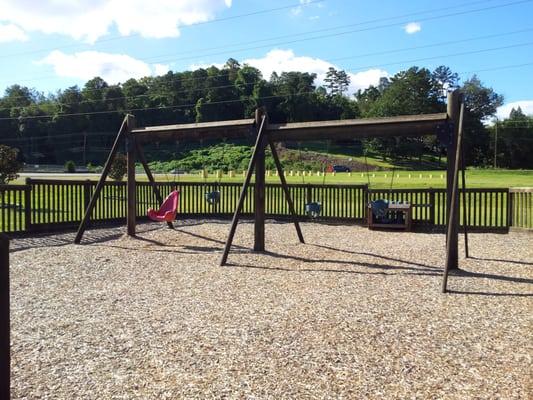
[0,0,532,118]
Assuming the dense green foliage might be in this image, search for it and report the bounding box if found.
[0,144,22,184]
[0,60,530,169]
[64,160,76,173]
[109,153,127,181]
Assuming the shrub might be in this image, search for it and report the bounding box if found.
[109,153,127,181]
[64,160,76,173]
[0,144,22,184]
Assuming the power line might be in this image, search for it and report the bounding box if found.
[2,47,533,119]
[343,41,533,72]
[2,0,530,85]
[0,0,325,60]
[137,0,500,62]
[2,26,532,107]
[458,61,533,75]
[143,0,533,66]
[0,131,118,143]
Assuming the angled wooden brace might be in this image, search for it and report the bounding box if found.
[219,114,267,266]
[74,115,131,244]
[268,138,305,243]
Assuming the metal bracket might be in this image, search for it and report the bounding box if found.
[436,122,454,147]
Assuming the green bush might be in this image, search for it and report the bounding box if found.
[109,153,127,181]
[64,160,76,173]
[0,144,22,184]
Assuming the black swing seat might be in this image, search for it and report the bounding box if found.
[205,190,220,205]
[305,201,321,218]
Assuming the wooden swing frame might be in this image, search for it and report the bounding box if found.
[74,90,465,293]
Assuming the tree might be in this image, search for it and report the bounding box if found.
[356,67,443,161]
[490,108,533,168]
[324,67,351,96]
[272,71,318,122]
[461,75,504,165]
[0,145,22,184]
[64,160,76,173]
[109,153,127,181]
[432,65,459,100]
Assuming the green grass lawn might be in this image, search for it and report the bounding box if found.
[148,169,533,189]
[10,169,532,189]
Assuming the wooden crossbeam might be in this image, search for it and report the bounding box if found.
[131,113,448,142]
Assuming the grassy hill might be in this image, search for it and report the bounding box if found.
[145,142,446,173]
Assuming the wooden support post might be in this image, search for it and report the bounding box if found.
[126,115,136,237]
[135,141,173,229]
[220,114,267,266]
[254,109,266,251]
[24,178,32,232]
[429,188,436,224]
[268,138,305,243]
[0,234,9,400]
[442,100,465,293]
[74,116,129,243]
[460,145,469,258]
[507,189,514,228]
[445,90,461,270]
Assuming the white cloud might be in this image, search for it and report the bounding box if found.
[192,49,389,95]
[496,100,533,119]
[153,63,170,76]
[0,0,232,43]
[291,6,303,16]
[291,0,315,17]
[38,50,169,84]
[404,22,421,34]
[347,69,389,94]
[0,22,28,42]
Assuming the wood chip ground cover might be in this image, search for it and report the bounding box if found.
[9,221,533,399]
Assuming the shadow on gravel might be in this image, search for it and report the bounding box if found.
[468,256,533,266]
[447,290,533,297]
[450,269,533,285]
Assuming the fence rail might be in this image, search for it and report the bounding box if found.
[0,179,531,234]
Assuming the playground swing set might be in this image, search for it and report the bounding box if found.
[74,90,467,293]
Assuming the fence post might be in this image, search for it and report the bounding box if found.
[507,189,513,228]
[363,184,369,220]
[0,234,9,400]
[306,183,312,206]
[24,178,32,232]
[429,188,435,225]
[83,180,92,225]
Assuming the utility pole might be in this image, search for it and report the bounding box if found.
[83,132,87,166]
[493,118,498,168]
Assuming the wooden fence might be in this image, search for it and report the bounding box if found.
[509,188,533,229]
[0,179,531,234]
